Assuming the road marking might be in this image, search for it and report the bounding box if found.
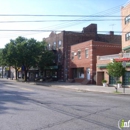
[5,84,33,92]
[6,84,20,88]
[20,87,33,92]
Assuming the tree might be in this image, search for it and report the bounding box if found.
[2,39,22,79]
[38,50,55,72]
[107,61,126,91]
[0,49,6,78]
[2,36,55,81]
[15,37,44,81]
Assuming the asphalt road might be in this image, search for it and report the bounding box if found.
[0,79,130,130]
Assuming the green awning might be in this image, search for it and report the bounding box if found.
[44,65,58,70]
[126,62,130,67]
[122,46,130,50]
[97,63,130,68]
[97,64,107,68]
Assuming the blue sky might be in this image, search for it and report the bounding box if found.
[0,0,129,48]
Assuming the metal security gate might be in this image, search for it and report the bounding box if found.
[109,76,116,84]
[123,71,130,85]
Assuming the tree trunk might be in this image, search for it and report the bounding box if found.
[2,66,3,78]
[24,70,28,82]
[15,69,18,80]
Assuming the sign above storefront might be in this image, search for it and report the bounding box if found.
[115,58,130,62]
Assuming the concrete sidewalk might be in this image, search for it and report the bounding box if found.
[1,78,130,95]
[34,82,130,95]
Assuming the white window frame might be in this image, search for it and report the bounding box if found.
[58,41,62,47]
[53,42,56,50]
[48,44,51,50]
[71,52,74,60]
[85,48,89,58]
[125,32,130,41]
[77,50,81,59]
[125,15,130,24]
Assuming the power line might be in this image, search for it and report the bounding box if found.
[0,19,122,23]
[0,14,125,17]
[0,4,123,39]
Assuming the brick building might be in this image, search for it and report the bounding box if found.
[69,40,121,84]
[44,23,121,82]
[96,3,130,86]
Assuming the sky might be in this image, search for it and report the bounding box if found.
[0,0,129,48]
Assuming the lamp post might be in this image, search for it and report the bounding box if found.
[122,61,126,93]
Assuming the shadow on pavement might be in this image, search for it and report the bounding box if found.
[0,88,35,114]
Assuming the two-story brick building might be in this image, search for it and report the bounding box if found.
[44,24,121,82]
[69,39,121,84]
[96,2,130,86]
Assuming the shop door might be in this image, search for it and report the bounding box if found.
[86,68,90,80]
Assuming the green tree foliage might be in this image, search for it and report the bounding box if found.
[38,50,55,71]
[0,49,6,78]
[0,49,4,66]
[106,61,126,81]
[2,36,54,81]
[2,38,24,79]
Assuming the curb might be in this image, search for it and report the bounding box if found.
[1,78,130,95]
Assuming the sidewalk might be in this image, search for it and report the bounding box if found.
[1,78,130,95]
[33,82,130,95]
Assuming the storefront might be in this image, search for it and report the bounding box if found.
[44,65,59,81]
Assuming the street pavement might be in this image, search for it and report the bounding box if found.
[1,78,130,95]
[0,79,130,130]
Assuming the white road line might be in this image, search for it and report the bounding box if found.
[5,84,16,87]
[5,84,33,92]
[20,88,33,92]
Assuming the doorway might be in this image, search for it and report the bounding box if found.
[86,68,90,80]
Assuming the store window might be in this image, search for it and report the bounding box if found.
[73,68,84,78]
[109,76,116,84]
[123,71,130,85]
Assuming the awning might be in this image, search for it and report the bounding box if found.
[115,58,130,62]
[97,64,107,68]
[122,46,130,50]
[44,65,58,70]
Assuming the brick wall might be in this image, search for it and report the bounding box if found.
[69,40,121,84]
[44,24,121,81]
[121,3,130,50]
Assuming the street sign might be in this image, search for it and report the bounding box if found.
[122,61,126,68]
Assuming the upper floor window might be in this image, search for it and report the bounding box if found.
[125,32,130,41]
[53,42,56,50]
[58,53,61,62]
[71,52,74,60]
[54,42,56,46]
[125,15,130,24]
[77,50,81,59]
[85,49,89,58]
[58,41,62,47]
[48,44,51,50]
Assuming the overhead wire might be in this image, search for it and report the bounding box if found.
[0,3,126,39]
[0,19,122,23]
